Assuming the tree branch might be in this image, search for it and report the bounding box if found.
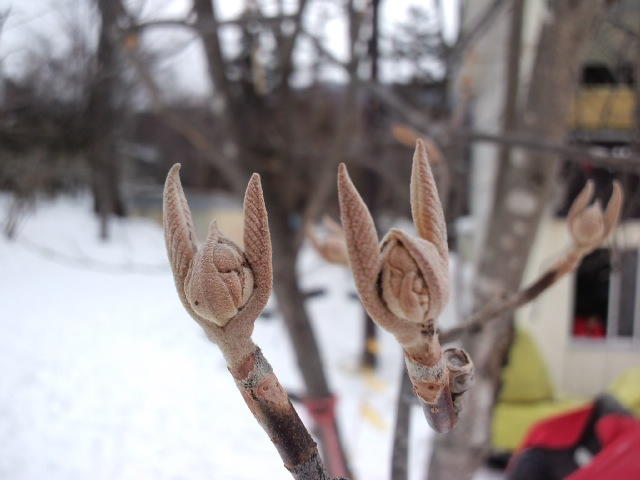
[276,0,310,87]
[299,7,367,239]
[120,38,246,194]
[441,179,624,344]
[450,0,509,62]
[163,166,345,480]
[365,81,640,171]
[129,14,298,34]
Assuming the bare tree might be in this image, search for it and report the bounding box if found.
[0,1,137,240]
[427,2,618,479]
[68,0,634,478]
[127,0,372,475]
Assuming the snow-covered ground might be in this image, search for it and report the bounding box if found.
[0,194,504,480]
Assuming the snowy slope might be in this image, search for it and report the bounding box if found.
[0,195,503,480]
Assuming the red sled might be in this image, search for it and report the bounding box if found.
[506,395,640,480]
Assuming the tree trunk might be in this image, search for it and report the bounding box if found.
[265,186,353,479]
[390,367,415,480]
[87,0,126,239]
[189,2,355,476]
[428,2,613,479]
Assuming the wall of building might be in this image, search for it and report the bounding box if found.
[518,216,640,397]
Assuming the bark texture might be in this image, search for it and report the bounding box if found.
[428,2,615,479]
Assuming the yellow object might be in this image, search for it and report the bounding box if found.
[492,326,587,452]
[493,397,588,452]
[361,401,389,431]
[362,368,387,393]
[492,326,640,452]
[366,338,381,356]
[568,87,636,130]
[608,367,640,417]
[499,326,555,403]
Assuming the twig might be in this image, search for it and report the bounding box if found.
[365,81,640,171]
[163,165,344,480]
[441,179,624,344]
[119,35,246,194]
[338,141,474,433]
[450,0,509,62]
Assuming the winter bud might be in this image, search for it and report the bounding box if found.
[185,222,254,327]
[380,232,431,324]
[567,180,623,253]
[570,203,605,247]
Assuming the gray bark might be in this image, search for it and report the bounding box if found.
[428,1,614,479]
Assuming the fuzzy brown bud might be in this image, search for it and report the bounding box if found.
[568,180,623,253]
[570,202,605,246]
[185,223,254,327]
[380,234,431,323]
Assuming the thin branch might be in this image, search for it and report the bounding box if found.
[129,14,298,34]
[365,81,640,171]
[441,180,625,344]
[164,166,344,480]
[17,237,169,275]
[440,266,565,344]
[192,0,232,113]
[299,8,367,239]
[451,0,510,60]
[464,130,640,172]
[390,367,415,480]
[307,28,640,171]
[277,0,310,86]
[120,38,246,194]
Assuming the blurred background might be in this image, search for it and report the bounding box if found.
[1,1,639,479]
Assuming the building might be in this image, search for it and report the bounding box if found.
[459,0,640,398]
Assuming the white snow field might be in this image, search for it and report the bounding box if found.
[0,194,503,480]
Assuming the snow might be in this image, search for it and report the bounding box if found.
[0,194,504,480]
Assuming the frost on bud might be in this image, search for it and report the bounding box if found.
[185,223,254,326]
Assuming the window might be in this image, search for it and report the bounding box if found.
[572,248,640,342]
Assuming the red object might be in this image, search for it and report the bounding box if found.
[573,316,606,338]
[302,396,349,478]
[512,405,640,480]
[566,415,640,480]
[519,406,596,450]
